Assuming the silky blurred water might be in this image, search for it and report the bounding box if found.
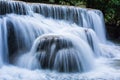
[0,1,120,80]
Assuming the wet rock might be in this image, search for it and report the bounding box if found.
[34,35,83,72]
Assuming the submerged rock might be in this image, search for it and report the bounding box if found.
[29,34,94,73]
[36,35,76,72]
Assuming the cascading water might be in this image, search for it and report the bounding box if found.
[0,17,8,66]
[0,0,120,80]
[31,3,106,43]
[17,34,94,72]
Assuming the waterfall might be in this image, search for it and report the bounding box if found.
[31,3,106,43]
[0,19,3,66]
[0,0,119,76]
[0,17,8,67]
[0,1,106,42]
[6,14,54,63]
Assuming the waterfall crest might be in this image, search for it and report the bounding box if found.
[0,1,29,15]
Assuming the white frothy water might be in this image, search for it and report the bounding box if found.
[0,0,120,80]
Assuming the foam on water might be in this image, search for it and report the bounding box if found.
[0,57,120,80]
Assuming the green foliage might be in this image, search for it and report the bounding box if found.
[106,0,120,26]
[85,0,120,26]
